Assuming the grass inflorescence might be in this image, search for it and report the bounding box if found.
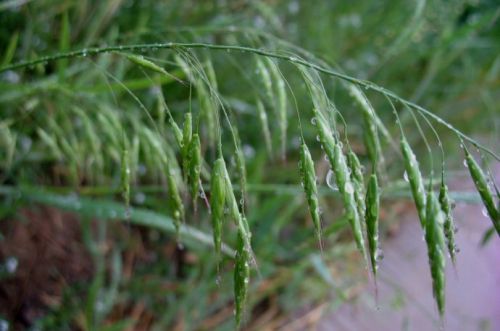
[1,4,498,328]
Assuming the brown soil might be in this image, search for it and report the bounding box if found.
[0,207,93,330]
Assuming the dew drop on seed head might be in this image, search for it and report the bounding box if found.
[376,249,384,261]
[316,135,321,142]
[345,182,354,194]
[403,171,409,182]
[463,160,468,168]
[311,117,317,126]
[326,169,338,191]
[481,208,488,218]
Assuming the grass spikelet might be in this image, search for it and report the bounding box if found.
[348,85,382,168]
[167,160,185,238]
[266,58,287,159]
[332,142,368,263]
[463,146,499,235]
[121,146,130,215]
[256,57,273,102]
[424,187,446,318]
[181,112,192,180]
[211,158,226,257]
[438,180,457,264]
[365,174,380,279]
[188,133,202,209]
[256,99,273,156]
[168,117,183,148]
[299,142,322,247]
[400,137,426,228]
[311,108,336,164]
[219,157,254,260]
[124,53,169,75]
[348,148,366,222]
[37,128,63,160]
[234,226,250,329]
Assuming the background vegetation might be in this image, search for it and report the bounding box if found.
[0,0,499,330]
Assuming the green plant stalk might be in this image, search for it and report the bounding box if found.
[1,42,497,161]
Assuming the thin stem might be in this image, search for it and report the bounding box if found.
[1,42,498,161]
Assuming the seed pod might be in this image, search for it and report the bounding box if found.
[125,53,169,75]
[332,142,368,263]
[234,226,250,329]
[365,174,380,278]
[181,113,192,180]
[167,161,185,237]
[188,133,202,208]
[121,147,130,213]
[424,188,446,317]
[401,137,426,228]
[438,180,457,264]
[299,142,322,245]
[348,149,366,223]
[211,158,226,256]
[464,147,499,236]
[312,108,336,164]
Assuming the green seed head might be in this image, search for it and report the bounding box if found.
[299,142,322,244]
[312,108,336,165]
[181,112,193,180]
[125,53,169,75]
[332,142,367,263]
[211,158,226,256]
[234,226,250,329]
[188,133,202,208]
[365,174,380,278]
[167,161,185,237]
[401,137,426,228]
[439,181,457,265]
[464,147,499,235]
[424,189,446,317]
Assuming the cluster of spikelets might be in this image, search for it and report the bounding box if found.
[4,48,499,328]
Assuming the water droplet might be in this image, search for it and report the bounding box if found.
[345,182,354,194]
[0,319,8,331]
[316,135,321,142]
[481,208,489,218]
[5,257,18,274]
[326,170,338,191]
[463,160,468,168]
[403,171,409,182]
[376,249,384,261]
[134,192,146,204]
[311,117,317,126]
